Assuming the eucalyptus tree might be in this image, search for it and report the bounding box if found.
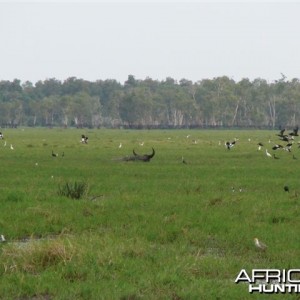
[24,99,41,126]
[277,78,300,127]
[59,95,72,127]
[68,92,102,128]
[119,86,153,127]
[93,79,123,125]
[194,79,220,126]
[35,78,62,98]
[40,95,61,127]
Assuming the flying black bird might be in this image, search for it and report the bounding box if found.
[272,144,283,150]
[285,143,293,152]
[225,141,236,150]
[279,134,293,142]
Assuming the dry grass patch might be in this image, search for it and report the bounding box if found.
[1,238,76,274]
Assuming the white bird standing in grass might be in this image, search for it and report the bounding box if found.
[265,149,272,158]
[10,144,14,150]
[254,238,267,250]
[181,156,187,164]
[0,235,5,242]
[118,142,122,149]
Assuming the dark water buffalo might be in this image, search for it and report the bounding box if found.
[123,148,155,162]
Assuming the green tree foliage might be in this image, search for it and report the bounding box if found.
[0,75,300,128]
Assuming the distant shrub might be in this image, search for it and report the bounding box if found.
[6,191,25,202]
[58,181,88,200]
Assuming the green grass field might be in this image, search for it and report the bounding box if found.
[0,128,300,299]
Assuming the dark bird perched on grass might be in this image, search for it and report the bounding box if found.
[284,186,289,192]
[257,142,263,150]
[289,126,299,137]
[273,154,279,159]
[52,150,58,157]
[277,128,286,137]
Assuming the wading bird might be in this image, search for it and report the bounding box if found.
[254,238,267,251]
[182,156,187,164]
[265,149,272,158]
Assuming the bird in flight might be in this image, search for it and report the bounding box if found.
[225,140,236,150]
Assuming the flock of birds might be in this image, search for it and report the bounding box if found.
[0,132,14,150]
[223,127,300,251]
[224,126,300,161]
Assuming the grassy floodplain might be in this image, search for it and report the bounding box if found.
[0,128,300,299]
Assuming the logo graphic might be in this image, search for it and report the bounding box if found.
[235,269,300,293]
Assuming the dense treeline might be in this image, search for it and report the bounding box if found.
[0,74,299,129]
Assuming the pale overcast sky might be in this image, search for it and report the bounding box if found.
[0,1,299,84]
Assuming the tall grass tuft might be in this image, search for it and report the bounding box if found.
[57,181,88,200]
